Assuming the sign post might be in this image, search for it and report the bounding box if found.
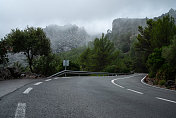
[63,60,69,77]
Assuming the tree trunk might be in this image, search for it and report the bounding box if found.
[27,51,33,73]
[29,60,33,72]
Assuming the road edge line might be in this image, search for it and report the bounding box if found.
[141,75,176,93]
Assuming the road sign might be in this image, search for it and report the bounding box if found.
[63,60,69,66]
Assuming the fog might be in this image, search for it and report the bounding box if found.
[0,0,176,38]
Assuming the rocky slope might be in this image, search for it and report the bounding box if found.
[108,8,176,53]
[43,24,91,53]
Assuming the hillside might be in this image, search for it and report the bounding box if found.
[43,24,91,53]
[108,8,176,53]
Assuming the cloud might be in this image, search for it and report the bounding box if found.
[0,0,176,38]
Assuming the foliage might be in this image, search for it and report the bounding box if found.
[13,61,26,72]
[159,80,166,86]
[59,61,80,71]
[91,34,117,71]
[131,14,176,84]
[134,15,176,73]
[80,48,92,71]
[162,36,176,68]
[136,15,176,53]
[59,46,86,64]
[80,34,118,72]
[147,48,165,78]
[4,27,51,72]
[0,40,8,66]
[33,54,60,76]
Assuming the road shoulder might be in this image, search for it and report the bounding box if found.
[0,78,43,98]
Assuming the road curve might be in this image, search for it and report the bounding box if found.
[0,74,176,118]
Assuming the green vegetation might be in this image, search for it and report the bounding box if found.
[79,34,131,73]
[33,54,61,76]
[1,15,176,83]
[134,15,176,84]
[0,40,8,66]
[4,27,51,72]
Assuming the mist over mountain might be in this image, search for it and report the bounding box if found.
[107,8,176,53]
[155,8,176,23]
[43,24,93,53]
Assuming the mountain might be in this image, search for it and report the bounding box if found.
[43,24,91,53]
[108,8,176,53]
[155,8,176,23]
[109,18,147,52]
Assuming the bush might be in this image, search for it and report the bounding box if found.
[156,64,175,81]
[33,54,61,76]
[159,80,166,86]
[104,65,117,73]
[147,48,165,78]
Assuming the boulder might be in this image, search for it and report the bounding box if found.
[165,80,175,87]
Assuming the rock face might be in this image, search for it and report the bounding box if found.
[109,8,176,53]
[110,18,147,52]
[112,18,146,38]
[43,24,91,53]
[155,8,176,24]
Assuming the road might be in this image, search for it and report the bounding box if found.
[0,74,176,118]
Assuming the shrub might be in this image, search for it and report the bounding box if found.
[159,80,166,86]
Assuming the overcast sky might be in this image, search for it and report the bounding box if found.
[0,0,176,39]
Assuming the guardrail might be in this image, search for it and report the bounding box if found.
[48,70,132,78]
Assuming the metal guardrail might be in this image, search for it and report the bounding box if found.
[48,70,131,78]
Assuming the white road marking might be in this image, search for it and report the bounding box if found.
[23,87,33,94]
[34,82,43,85]
[15,103,26,118]
[156,97,176,104]
[54,77,59,80]
[45,79,52,81]
[141,75,176,92]
[111,75,136,88]
[127,89,144,94]
[111,79,125,88]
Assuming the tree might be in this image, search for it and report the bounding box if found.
[147,48,165,78]
[80,48,92,71]
[80,34,117,72]
[5,27,51,72]
[33,53,60,76]
[161,36,176,80]
[0,40,8,66]
[136,15,176,53]
[162,36,176,67]
[134,15,176,73]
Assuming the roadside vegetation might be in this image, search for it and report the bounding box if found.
[0,15,176,89]
[134,15,176,88]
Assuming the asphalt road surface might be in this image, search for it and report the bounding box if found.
[0,74,176,118]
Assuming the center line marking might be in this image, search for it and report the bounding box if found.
[34,82,43,85]
[111,79,125,88]
[45,79,52,81]
[156,97,176,104]
[127,89,144,94]
[54,77,59,80]
[15,103,26,118]
[23,87,33,94]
